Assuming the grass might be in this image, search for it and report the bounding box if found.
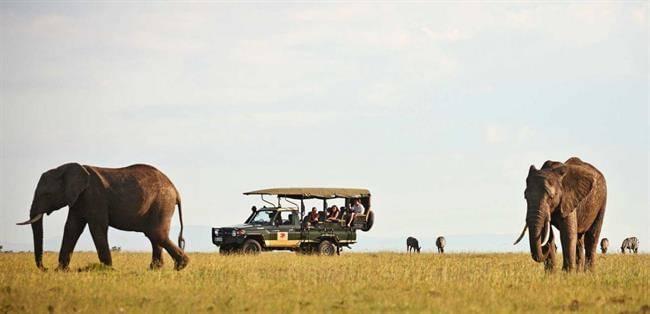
[0,252,647,313]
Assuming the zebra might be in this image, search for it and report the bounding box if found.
[621,237,639,254]
[600,238,609,254]
[435,236,446,254]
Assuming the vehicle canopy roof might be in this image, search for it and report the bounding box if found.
[244,187,370,200]
[255,207,296,212]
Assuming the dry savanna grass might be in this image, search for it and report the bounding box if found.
[0,252,648,313]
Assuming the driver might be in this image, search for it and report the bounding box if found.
[274,213,283,225]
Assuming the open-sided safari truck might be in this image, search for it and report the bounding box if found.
[211,187,374,255]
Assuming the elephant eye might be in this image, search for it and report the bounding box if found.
[544,185,555,196]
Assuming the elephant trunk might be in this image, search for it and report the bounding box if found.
[527,211,550,263]
[26,199,46,271]
[31,213,45,270]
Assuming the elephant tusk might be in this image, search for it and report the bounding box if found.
[540,220,551,247]
[513,224,527,245]
[16,213,43,225]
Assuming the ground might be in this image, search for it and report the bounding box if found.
[0,252,647,313]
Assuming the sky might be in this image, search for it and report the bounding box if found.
[0,2,647,253]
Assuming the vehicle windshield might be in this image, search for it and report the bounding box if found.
[249,209,278,225]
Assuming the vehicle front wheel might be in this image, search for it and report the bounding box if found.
[318,240,336,256]
[241,239,262,255]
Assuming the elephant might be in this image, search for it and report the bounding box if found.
[406,237,421,253]
[600,238,609,254]
[17,163,189,271]
[621,237,639,254]
[435,236,446,253]
[514,157,607,272]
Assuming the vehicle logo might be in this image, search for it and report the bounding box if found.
[277,232,288,241]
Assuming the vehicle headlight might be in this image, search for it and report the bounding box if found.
[231,230,237,237]
[213,229,219,236]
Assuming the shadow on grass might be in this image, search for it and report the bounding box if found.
[77,263,113,272]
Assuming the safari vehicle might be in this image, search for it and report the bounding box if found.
[211,188,374,255]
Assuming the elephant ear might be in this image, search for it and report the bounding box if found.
[555,165,595,218]
[59,163,90,207]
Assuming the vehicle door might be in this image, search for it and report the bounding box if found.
[269,211,301,248]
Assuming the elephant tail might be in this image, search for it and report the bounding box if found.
[177,197,185,250]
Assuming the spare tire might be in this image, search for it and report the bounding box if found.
[362,210,374,232]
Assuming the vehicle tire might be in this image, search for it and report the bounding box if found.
[241,239,262,255]
[361,210,374,232]
[318,240,336,256]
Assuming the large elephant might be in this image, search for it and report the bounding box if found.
[17,163,189,271]
[514,157,607,272]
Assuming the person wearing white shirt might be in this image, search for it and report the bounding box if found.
[347,199,365,227]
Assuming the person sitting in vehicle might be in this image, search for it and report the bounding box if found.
[286,214,294,225]
[326,205,340,221]
[308,207,319,225]
[347,199,365,227]
[274,213,283,226]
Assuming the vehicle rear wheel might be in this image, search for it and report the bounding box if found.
[318,240,336,256]
[361,210,374,232]
[241,239,262,255]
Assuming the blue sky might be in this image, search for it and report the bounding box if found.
[1,2,647,252]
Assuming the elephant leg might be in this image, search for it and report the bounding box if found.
[558,214,577,272]
[149,237,164,270]
[57,213,87,271]
[88,223,112,266]
[585,208,605,271]
[584,234,597,270]
[576,234,585,272]
[160,238,189,270]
